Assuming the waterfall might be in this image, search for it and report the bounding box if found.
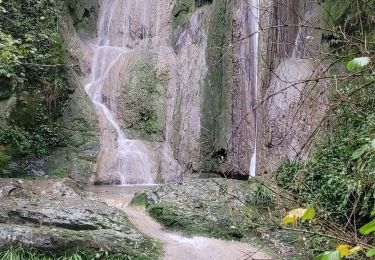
[84,0,156,185]
[248,0,260,177]
[292,1,317,59]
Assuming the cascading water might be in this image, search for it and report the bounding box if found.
[84,0,156,184]
[292,1,318,59]
[248,0,260,177]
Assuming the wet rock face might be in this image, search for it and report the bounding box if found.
[0,179,160,257]
[265,59,328,172]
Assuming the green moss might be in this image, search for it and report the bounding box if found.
[141,181,270,242]
[172,0,196,29]
[50,166,68,179]
[171,92,183,148]
[131,193,150,207]
[148,202,248,240]
[44,117,98,182]
[0,148,9,173]
[123,55,167,141]
[200,0,233,171]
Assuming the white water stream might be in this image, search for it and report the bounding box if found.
[84,0,155,184]
[248,0,260,177]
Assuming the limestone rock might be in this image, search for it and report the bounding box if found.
[0,179,160,257]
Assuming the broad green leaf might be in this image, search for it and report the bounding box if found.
[359,218,375,235]
[315,251,341,260]
[366,248,375,257]
[351,144,370,160]
[371,138,375,149]
[347,57,370,72]
[302,208,316,221]
[283,208,316,225]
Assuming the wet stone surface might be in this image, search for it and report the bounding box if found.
[0,178,160,258]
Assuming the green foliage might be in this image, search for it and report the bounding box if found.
[247,185,272,207]
[322,0,350,28]
[0,0,75,172]
[366,248,375,257]
[315,250,340,260]
[0,30,26,78]
[0,248,155,260]
[322,0,375,53]
[0,123,60,158]
[276,108,375,226]
[278,1,375,256]
[347,57,371,72]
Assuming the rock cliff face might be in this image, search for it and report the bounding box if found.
[61,0,328,182]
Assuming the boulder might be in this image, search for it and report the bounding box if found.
[0,179,160,258]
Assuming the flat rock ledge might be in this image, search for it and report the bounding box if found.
[0,178,160,258]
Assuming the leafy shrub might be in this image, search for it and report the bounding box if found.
[276,107,375,226]
[0,0,75,168]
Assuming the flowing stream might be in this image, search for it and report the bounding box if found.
[88,186,272,260]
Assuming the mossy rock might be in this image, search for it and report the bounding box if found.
[136,179,269,241]
[200,0,233,171]
[66,0,99,35]
[120,54,168,142]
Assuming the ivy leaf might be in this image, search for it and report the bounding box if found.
[359,218,375,235]
[366,248,375,257]
[347,57,370,72]
[315,251,341,260]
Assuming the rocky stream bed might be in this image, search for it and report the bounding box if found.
[0,178,305,259]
